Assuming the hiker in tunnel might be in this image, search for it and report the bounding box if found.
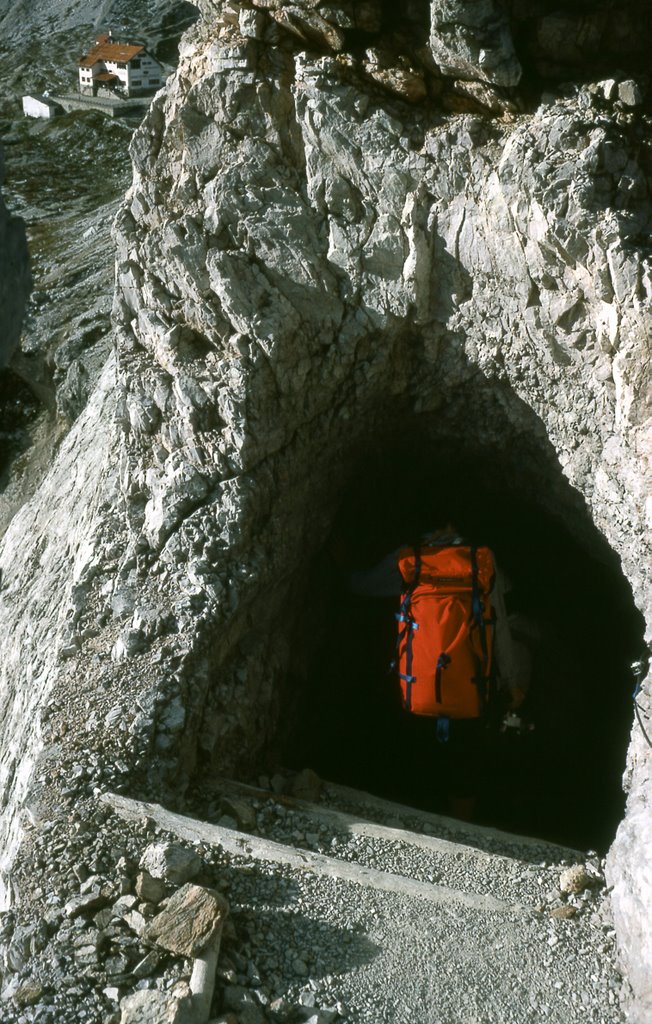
[286,433,645,849]
[349,523,533,821]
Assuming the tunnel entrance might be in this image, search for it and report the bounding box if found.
[278,389,645,853]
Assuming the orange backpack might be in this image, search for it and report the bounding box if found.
[395,543,495,719]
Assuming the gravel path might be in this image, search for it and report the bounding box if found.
[217,857,623,1024]
[107,781,629,1024]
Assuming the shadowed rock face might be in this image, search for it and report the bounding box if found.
[0,1,651,1020]
[0,151,30,368]
[430,0,522,86]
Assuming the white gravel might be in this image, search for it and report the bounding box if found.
[211,846,626,1024]
[185,783,628,1023]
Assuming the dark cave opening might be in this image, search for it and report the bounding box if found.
[0,368,41,480]
[280,400,645,853]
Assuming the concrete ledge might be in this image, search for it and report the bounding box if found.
[49,93,153,117]
[101,791,529,914]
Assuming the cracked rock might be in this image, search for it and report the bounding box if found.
[143,884,229,957]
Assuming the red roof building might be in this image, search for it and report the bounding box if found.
[79,42,145,68]
[78,36,163,98]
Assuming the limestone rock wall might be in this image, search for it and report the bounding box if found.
[110,8,648,1011]
[0,358,120,907]
[0,0,651,1019]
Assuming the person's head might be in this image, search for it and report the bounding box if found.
[422,522,461,544]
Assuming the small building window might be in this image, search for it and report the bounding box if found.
[130,59,141,69]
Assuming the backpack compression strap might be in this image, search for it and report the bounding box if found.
[395,545,421,710]
[435,652,452,704]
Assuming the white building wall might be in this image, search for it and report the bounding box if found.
[128,54,163,94]
[104,60,129,88]
[22,96,57,119]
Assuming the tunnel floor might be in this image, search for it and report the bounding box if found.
[280,446,645,854]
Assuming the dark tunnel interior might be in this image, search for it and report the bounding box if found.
[280,412,646,853]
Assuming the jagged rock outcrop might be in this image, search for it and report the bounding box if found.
[0,1,651,1020]
[0,0,202,533]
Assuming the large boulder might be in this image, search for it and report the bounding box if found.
[430,0,522,86]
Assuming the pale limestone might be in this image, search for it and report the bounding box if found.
[0,3,650,1022]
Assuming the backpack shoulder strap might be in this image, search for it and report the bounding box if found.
[393,544,421,709]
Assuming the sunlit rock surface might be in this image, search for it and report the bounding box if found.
[0,1,651,1020]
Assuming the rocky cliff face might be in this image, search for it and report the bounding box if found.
[0,0,197,526]
[0,1,651,1020]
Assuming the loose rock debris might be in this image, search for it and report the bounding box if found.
[0,774,631,1022]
